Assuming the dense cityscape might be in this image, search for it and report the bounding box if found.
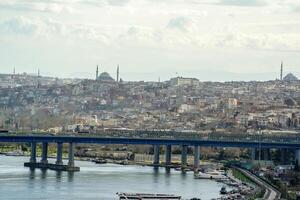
[1,65,300,134]
[1,64,300,199]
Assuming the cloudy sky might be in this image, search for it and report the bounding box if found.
[0,0,300,81]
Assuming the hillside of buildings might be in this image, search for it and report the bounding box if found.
[0,72,300,134]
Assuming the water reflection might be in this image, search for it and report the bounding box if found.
[29,169,35,180]
[41,169,47,179]
[27,168,75,182]
[153,167,160,183]
[56,171,62,182]
[68,172,74,182]
[165,167,171,175]
[153,166,159,175]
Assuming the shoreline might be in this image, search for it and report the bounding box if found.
[0,152,192,170]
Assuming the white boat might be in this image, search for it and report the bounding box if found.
[5,150,24,156]
[194,170,228,180]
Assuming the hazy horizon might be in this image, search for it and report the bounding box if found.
[0,0,300,81]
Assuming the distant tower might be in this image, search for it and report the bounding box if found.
[116,65,119,82]
[96,65,99,80]
[280,61,283,81]
[37,68,41,88]
[13,67,15,75]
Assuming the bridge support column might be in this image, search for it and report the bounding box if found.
[25,141,79,172]
[251,148,256,160]
[165,145,172,166]
[263,148,270,160]
[30,142,37,163]
[194,145,200,171]
[153,145,160,166]
[41,142,48,164]
[296,149,300,168]
[280,149,286,164]
[181,145,188,169]
[68,143,75,167]
[56,142,63,165]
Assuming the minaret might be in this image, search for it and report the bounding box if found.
[37,68,41,88]
[280,61,283,81]
[96,65,99,80]
[116,65,119,82]
[13,67,15,75]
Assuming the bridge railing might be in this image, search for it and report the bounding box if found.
[6,130,300,144]
[73,130,300,144]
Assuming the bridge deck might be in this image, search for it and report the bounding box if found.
[0,131,299,148]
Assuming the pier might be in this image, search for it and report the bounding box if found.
[24,142,80,172]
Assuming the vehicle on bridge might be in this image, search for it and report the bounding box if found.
[0,129,9,133]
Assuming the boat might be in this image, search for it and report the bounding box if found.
[194,170,228,180]
[92,159,107,164]
[117,192,181,199]
[220,186,227,195]
[5,150,24,156]
[175,167,192,172]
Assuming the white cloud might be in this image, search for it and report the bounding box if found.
[0,17,39,35]
[0,0,300,80]
[0,1,76,14]
[219,0,267,6]
[167,17,192,31]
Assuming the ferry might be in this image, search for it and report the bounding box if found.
[117,193,181,199]
[194,170,228,180]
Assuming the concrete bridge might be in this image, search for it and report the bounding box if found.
[1,130,300,171]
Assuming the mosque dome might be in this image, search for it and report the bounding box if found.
[97,72,115,82]
[283,73,298,81]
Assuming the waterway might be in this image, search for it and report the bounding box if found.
[0,155,226,199]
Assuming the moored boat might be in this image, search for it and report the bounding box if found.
[117,192,181,199]
[194,170,228,180]
[220,186,227,195]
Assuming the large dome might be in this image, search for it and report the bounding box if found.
[97,72,115,82]
[283,73,298,81]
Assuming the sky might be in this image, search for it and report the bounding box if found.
[0,0,300,81]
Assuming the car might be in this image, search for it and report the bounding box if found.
[0,129,9,133]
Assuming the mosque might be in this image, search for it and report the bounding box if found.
[95,65,119,82]
[280,62,298,81]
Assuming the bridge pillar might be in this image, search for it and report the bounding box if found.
[296,149,300,168]
[251,148,256,160]
[56,142,63,165]
[194,145,200,170]
[181,145,188,169]
[153,145,160,166]
[165,145,172,166]
[30,142,37,163]
[68,143,75,167]
[280,149,286,164]
[263,148,270,160]
[41,142,48,164]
